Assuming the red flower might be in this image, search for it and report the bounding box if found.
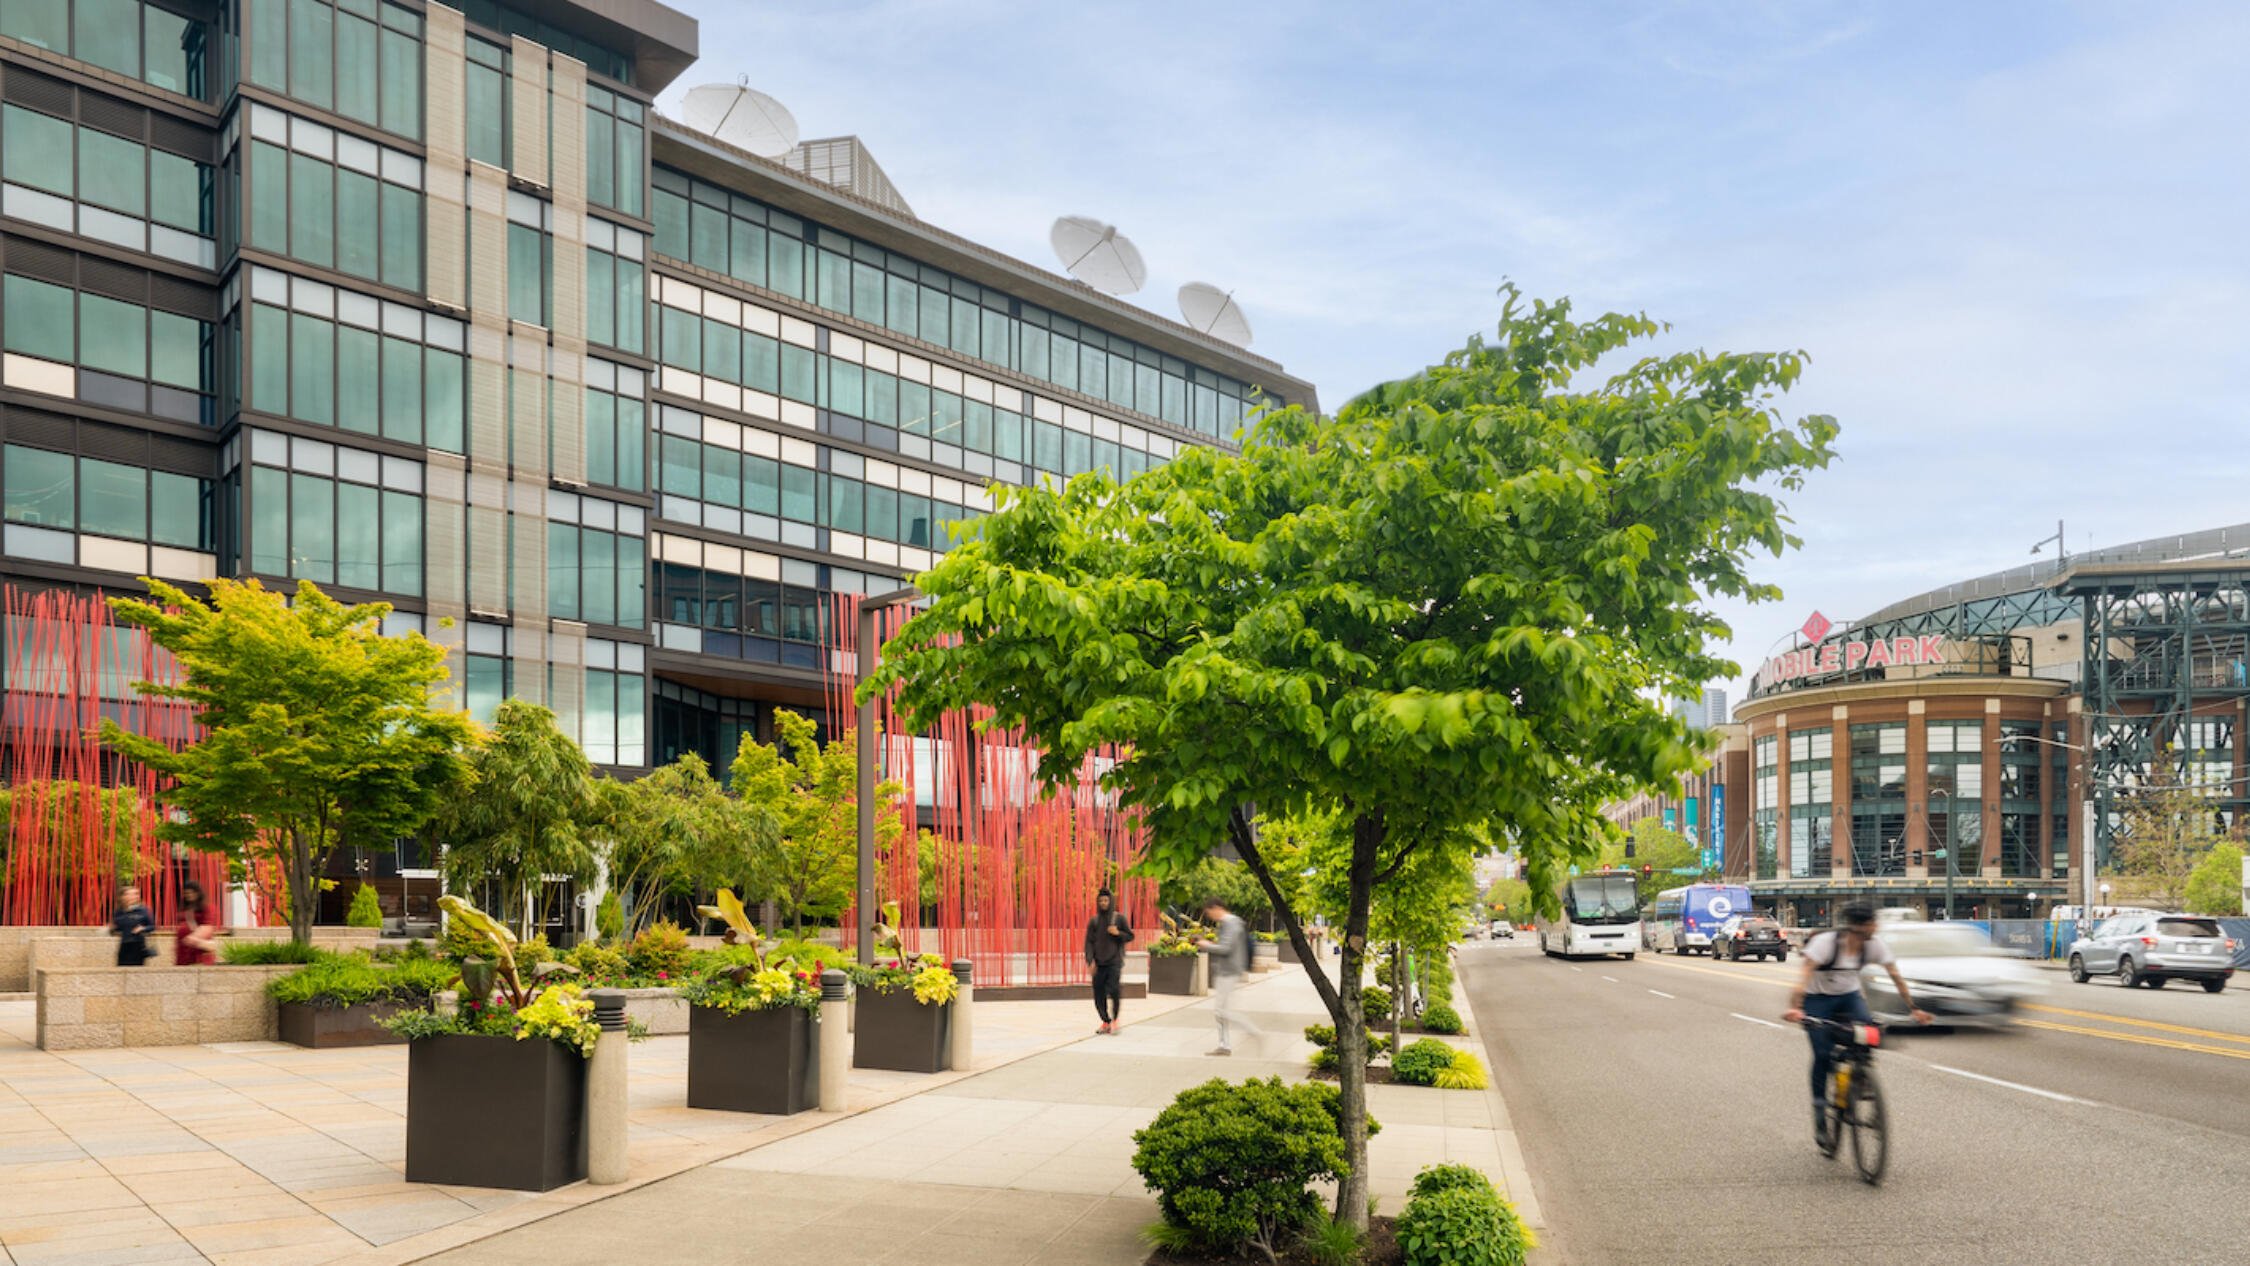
[656,971,669,980]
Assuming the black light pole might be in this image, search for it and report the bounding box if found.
[1929,787,1955,920]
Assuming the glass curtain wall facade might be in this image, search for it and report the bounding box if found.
[1752,735,1779,880]
[0,0,1310,781]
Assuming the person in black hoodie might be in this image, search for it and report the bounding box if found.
[110,884,155,966]
[1084,888,1133,1034]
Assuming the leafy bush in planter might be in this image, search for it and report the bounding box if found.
[382,982,601,1055]
[678,889,823,1013]
[346,883,383,928]
[1409,1163,1493,1200]
[1361,985,1394,1019]
[771,939,853,972]
[371,939,436,963]
[1393,1038,1489,1089]
[1419,1002,1464,1034]
[1395,1165,1536,1266]
[220,939,322,965]
[628,922,694,978]
[1132,1077,1368,1260]
[848,953,958,1005]
[267,953,457,1009]
[562,941,633,982]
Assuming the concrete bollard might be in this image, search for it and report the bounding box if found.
[948,959,974,1072]
[1191,951,1209,997]
[818,970,850,1113]
[587,988,629,1185]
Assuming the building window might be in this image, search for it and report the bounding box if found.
[1923,720,1982,875]
[584,220,646,355]
[2,0,211,99]
[2,101,217,269]
[239,266,466,450]
[1788,728,1833,880]
[246,0,422,139]
[582,362,646,492]
[242,105,424,292]
[1850,722,1907,877]
[0,274,215,425]
[584,85,644,218]
[1753,734,1779,881]
[464,34,509,168]
[0,445,214,549]
[243,430,423,596]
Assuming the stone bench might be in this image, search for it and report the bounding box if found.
[35,965,300,1050]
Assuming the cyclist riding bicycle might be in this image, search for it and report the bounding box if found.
[1781,906,1932,1129]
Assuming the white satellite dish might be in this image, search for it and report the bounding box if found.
[680,82,799,158]
[1049,216,1147,295]
[1178,282,1253,347]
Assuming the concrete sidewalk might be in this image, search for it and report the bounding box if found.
[0,988,1197,1266]
[413,966,1537,1266]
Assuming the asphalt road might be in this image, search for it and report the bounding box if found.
[1461,938,2250,1264]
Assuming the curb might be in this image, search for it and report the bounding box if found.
[368,989,1205,1266]
[1457,949,1546,1231]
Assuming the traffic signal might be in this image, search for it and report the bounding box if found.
[1641,864,1652,878]
[1624,840,1636,859]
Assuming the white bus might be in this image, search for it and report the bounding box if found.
[1538,870,1642,960]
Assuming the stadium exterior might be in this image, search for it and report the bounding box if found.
[1687,524,2250,924]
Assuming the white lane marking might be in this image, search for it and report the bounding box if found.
[1601,975,1619,983]
[1568,966,1582,972]
[1648,989,1675,999]
[1928,1064,2093,1105]
[1731,1012,1788,1030]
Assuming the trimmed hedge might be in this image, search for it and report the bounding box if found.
[1396,1164,1535,1266]
[1132,1077,1358,1257]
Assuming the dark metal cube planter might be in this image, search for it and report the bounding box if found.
[852,988,950,1073]
[278,1001,408,1049]
[687,1005,818,1114]
[405,1034,587,1191]
[1148,954,1199,995]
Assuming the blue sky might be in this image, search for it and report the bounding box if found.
[673,1,2249,701]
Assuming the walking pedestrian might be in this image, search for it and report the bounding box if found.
[174,880,217,966]
[110,884,155,966]
[1084,887,1133,1034]
[1196,899,1260,1056]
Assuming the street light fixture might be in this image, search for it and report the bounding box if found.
[2030,520,2067,568]
[1925,786,1957,921]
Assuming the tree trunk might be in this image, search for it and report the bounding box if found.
[1332,811,1383,1229]
[289,827,315,945]
[1388,940,1404,1055]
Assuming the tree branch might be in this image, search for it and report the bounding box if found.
[1230,804,1341,1020]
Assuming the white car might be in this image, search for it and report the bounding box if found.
[1863,923,2045,1027]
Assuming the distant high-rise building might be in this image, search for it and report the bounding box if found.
[1667,695,1704,729]
[1702,686,1730,727]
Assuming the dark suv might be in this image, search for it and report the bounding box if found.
[1714,916,1788,962]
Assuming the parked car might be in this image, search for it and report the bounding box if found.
[2068,914,2238,991]
[1711,915,1788,961]
[1864,923,2045,1026]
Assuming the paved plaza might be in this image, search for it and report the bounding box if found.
[0,967,1534,1265]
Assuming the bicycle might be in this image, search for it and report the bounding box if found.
[1802,1016,1888,1185]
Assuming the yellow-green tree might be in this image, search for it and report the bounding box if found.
[1601,818,1706,903]
[595,752,766,938]
[2110,776,2229,911]
[732,709,905,936]
[2182,841,2245,917]
[103,579,474,945]
[436,699,598,939]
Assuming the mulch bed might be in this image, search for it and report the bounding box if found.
[1146,1216,1402,1266]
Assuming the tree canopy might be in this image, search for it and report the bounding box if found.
[732,709,903,936]
[594,752,760,938]
[867,288,1836,1224]
[436,699,599,939]
[103,579,474,944]
[2182,840,2244,917]
[1602,817,1709,902]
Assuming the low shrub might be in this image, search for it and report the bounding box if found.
[370,939,435,963]
[219,939,322,965]
[627,922,694,979]
[770,939,853,973]
[1433,1051,1489,1090]
[266,952,457,1009]
[1410,1163,1495,1200]
[1393,1038,1458,1087]
[1396,1171,1535,1266]
[515,934,556,971]
[1419,1002,1464,1035]
[438,915,487,963]
[563,941,632,981]
[345,883,383,928]
[1362,985,1394,1019]
[1132,1077,1355,1259]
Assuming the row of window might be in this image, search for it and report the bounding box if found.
[450,0,633,87]
[654,432,979,552]
[1,0,209,99]
[0,444,212,549]
[245,0,423,140]
[655,561,834,649]
[1,273,214,421]
[652,167,1269,438]
[544,521,644,629]
[244,462,421,594]
[2,103,214,267]
[243,301,465,451]
[243,104,423,292]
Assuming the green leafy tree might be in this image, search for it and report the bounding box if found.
[732,709,904,936]
[1602,818,1705,903]
[1482,876,1532,922]
[2182,841,2245,916]
[103,579,474,945]
[1158,856,1273,923]
[2109,773,2229,911]
[595,754,733,936]
[869,289,1835,1225]
[436,699,598,940]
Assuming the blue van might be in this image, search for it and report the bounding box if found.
[1647,884,1755,955]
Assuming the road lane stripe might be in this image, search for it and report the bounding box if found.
[1642,957,1790,987]
[1648,990,1675,999]
[1601,976,1619,983]
[2019,1018,2250,1061]
[1731,1012,1787,1030]
[1568,966,1581,972]
[1928,1064,2092,1105]
[2022,1003,2250,1047]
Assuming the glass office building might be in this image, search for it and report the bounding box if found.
[0,0,1317,781]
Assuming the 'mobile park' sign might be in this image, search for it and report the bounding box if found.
[1762,634,1948,686]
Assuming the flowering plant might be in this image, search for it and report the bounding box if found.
[514,985,600,1056]
[679,888,823,1013]
[850,952,958,1006]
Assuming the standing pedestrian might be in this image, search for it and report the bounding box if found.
[1197,899,1260,1056]
[110,884,155,966]
[174,880,217,966]
[1084,887,1133,1034]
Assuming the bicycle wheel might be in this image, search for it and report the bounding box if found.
[1848,1064,1888,1185]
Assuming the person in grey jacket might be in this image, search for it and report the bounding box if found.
[1084,888,1133,1034]
[1197,899,1262,1055]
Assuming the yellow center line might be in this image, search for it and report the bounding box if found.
[2020,1003,2250,1047]
[2018,1019,2250,1061]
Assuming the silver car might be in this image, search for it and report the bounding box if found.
[2067,914,2238,992]
[1863,923,2045,1026]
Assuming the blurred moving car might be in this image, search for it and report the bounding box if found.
[2068,914,2237,992]
[1863,923,2045,1025]
[1712,915,1788,962]
[1491,920,1515,940]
